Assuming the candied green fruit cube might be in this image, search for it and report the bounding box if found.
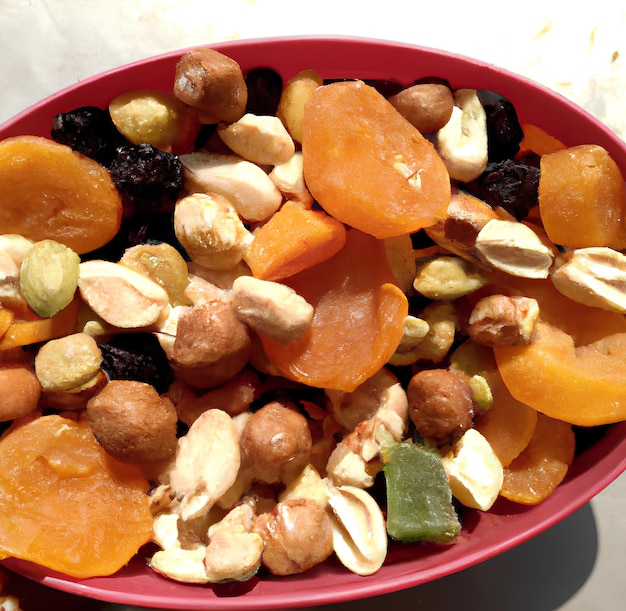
[384,442,461,543]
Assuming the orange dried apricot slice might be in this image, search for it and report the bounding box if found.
[538,144,626,249]
[302,80,450,239]
[500,412,575,505]
[0,136,123,254]
[493,276,626,426]
[245,200,347,281]
[259,229,408,392]
[0,414,152,578]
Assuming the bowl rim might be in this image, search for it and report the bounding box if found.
[1,34,626,610]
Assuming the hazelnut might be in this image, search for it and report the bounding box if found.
[240,401,312,484]
[86,380,178,463]
[254,497,334,575]
[407,368,476,445]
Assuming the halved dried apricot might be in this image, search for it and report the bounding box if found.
[259,229,408,392]
[539,144,626,249]
[0,415,152,578]
[493,277,626,426]
[302,80,450,239]
[0,136,122,254]
[500,413,575,505]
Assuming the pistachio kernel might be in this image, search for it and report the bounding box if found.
[20,239,80,318]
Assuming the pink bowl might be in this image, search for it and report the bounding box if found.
[2,36,626,610]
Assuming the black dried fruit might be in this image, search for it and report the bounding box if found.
[465,158,540,220]
[477,90,524,163]
[51,105,129,166]
[246,67,283,116]
[108,143,185,214]
[100,333,174,394]
[83,211,185,262]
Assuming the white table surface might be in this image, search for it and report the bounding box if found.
[1,2,625,610]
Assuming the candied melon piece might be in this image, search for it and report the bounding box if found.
[493,276,626,426]
[302,80,450,239]
[538,144,626,249]
[0,415,152,578]
[450,340,538,466]
[259,229,408,392]
[0,136,123,254]
[245,200,347,281]
[500,413,575,505]
[384,442,461,543]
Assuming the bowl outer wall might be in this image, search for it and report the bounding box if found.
[1,36,625,610]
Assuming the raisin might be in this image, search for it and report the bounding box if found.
[465,158,540,220]
[477,90,524,162]
[100,333,174,394]
[51,106,129,166]
[108,143,184,214]
[245,67,283,116]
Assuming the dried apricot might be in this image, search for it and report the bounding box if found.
[0,136,123,254]
[500,413,575,505]
[302,80,450,239]
[259,229,408,392]
[493,277,626,426]
[539,144,626,249]
[0,415,152,577]
[516,123,566,157]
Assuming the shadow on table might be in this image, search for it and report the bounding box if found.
[313,501,598,611]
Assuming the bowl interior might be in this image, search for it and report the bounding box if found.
[2,36,626,610]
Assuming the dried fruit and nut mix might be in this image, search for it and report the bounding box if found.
[0,45,625,584]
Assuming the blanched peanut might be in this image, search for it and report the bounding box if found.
[269,152,313,207]
[436,89,488,182]
[180,151,283,222]
[254,497,333,575]
[34,332,102,392]
[407,368,476,445]
[217,113,295,166]
[388,83,454,133]
[86,380,178,464]
[240,400,312,484]
[174,192,253,270]
[231,275,314,344]
[173,48,247,124]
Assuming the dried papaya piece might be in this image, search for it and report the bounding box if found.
[538,144,626,249]
[0,414,152,578]
[302,80,450,239]
[259,229,408,392]
[500,413,575,505]
[516,123,566,157]
[0,136,123,254]
[245,200,347,281]
[0,296,80,351]
[493,277,626,426]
